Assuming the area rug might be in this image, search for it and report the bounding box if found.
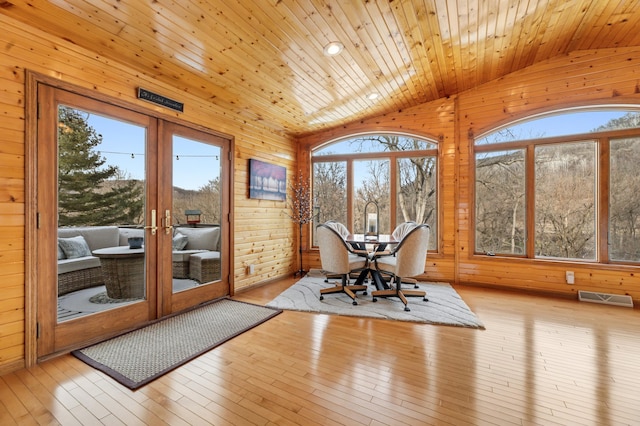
[72,298,282,390]
[266,276,484,329]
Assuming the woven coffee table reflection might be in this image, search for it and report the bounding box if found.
[93,246,145,299]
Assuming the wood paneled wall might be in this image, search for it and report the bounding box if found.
[456,47,640,299]
[299,47,640,305]
[0,14,296,373]
[2,11,640,374]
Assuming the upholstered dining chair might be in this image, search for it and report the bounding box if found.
[317,223,369,305]
[323,220,368,252]
[322,220,369,282]
[370,221,418,258]
[371,221,422,289]
[372,224,430,311]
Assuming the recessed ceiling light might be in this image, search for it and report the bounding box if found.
[323,41,344,56]
[367,93,380,100]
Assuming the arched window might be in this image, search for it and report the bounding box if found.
[474,109,640,263]
[312,133,438,250]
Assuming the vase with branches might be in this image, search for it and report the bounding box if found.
[286,171,314,277]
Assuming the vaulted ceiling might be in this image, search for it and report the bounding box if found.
[3,0,640,136]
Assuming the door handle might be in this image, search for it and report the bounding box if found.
[144,209,158,235]
[163,209,173,235]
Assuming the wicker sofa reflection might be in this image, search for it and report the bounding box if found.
[57,225,221,296]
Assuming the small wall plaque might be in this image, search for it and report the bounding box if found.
[137,88,184,112]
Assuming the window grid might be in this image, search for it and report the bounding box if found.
[311,134,438,251]
[474,126,640,264]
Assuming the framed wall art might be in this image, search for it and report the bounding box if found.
[248,159,286,201]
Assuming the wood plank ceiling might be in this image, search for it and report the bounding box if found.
[3,0,640,136]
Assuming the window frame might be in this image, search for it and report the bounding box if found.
[311,133,439,252]
[473,125,640,264]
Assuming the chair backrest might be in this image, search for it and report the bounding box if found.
[323,221,351,240]
[376,221,417,255]
[391,221,418,242]
[317,223,351,274]
[393,224,430,278]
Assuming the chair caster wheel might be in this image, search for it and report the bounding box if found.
[372,297,377,302]
[319,296,324,301]
[414,284,419,289]
[363,291,368,296]
[352,300,358,306]
[324,278,329,283]
[404,306,411,312]
[423,297,429,302]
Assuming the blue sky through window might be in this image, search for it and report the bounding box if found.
[476,110,640,144]
[86,114,220,190]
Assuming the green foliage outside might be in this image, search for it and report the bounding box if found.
[57,106,144,226]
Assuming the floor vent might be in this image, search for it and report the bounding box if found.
[578,290,634,308]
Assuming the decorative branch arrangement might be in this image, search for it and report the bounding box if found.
[286,171,314,225]
[286,171,315,276]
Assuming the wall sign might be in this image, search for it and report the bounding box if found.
[137,88,184,112]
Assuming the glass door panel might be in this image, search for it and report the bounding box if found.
[171,136,222,292]
[37,85,156,358]
[57,108,148,321]
[160,122,229,315]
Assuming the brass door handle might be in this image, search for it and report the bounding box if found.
[163,209,173,235]
[144,209,158,235]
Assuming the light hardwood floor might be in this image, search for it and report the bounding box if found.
[1,277,640,425]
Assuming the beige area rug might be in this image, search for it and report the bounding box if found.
[72,298,282,390]
[267,274,484,329]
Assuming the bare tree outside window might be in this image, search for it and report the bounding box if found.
[397,157,437,249]
[610,137,640,261]
[172,177,221,225]
[535,142,597,259]
[353,159,390,235]
[475,150,525,254]
[351,134,436,231]
[475,110,640,263]
[312,133,438,247]
[312,161,347,245]
[397,157,436,223]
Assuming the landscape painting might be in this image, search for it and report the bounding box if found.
[249,159,286,201]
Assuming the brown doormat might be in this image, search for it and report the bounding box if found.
[72,298,281,390]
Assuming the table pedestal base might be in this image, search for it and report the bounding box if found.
[100,257,144,299]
